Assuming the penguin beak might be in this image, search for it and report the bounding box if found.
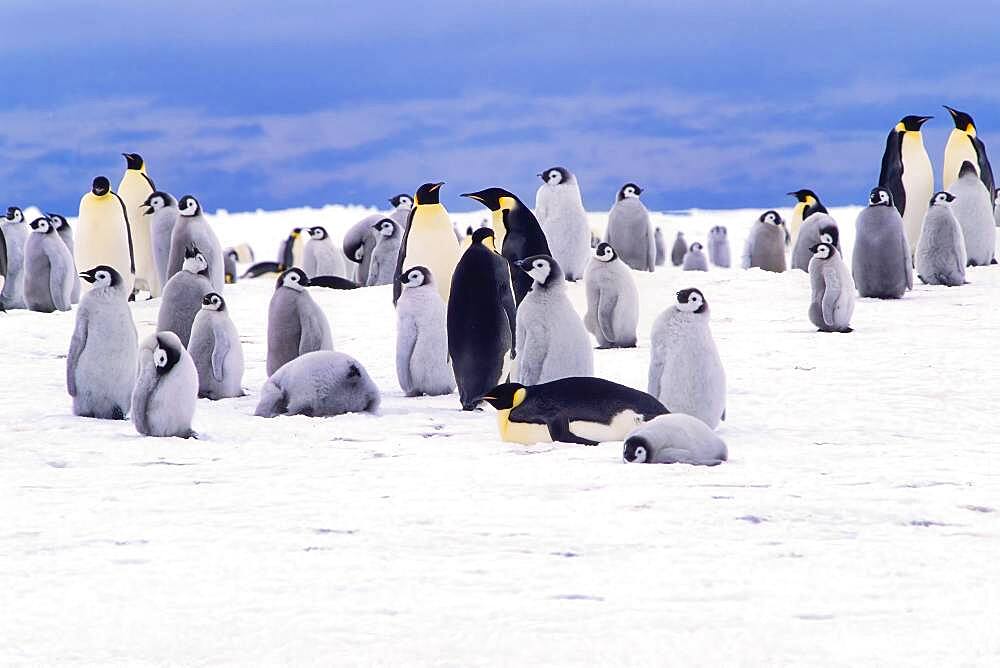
[460,193,482,201]
[79,271,96,283]
[916,115,933,127]
[429,182,444,192]
[300,277,311,287]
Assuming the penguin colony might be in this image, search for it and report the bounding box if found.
[1,106,994,464]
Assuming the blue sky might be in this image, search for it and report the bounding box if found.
[3,0,1000,214]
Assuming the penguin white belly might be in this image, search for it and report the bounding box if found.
[497,410,551,444]
[943,132,979,189]
[76,195,134,294]
[119,173,157,296]
[491,209,506,249]
[404,206,460,302]
[901,134,934,251]
[789,204,805,246]
[569,410,643,443]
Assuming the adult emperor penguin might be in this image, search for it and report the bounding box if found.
[583,243,639,348]
[791,212,841,272]
[477,377,667,445]
[47,213,80,303]
[670,231,687,266]
[948,161,996,266]
[852,187,912,299]
[707,226,731,268]
[266,268,334,375]
[513,255,593,385]
[741,210,787,272]
[461,187,551,305]
[23,217,74,312]
[879,114,934,254]
[623,414,728,465]
[132,331,198,438]
[140,191,178,287]
[654,227,666,266]
[808,242,855,333]
[68,266,138,419]
[448,228,517,410]
[916,192,967,286]
[302,226,348,279]
[366,218,403,286]
[343,215,381,284]
[942,105,994,197]
[648,288,726,429]
[255,351,381,418]
[117,153,158,296]
[605,183,655,271]
[188,292,245,399]
[0,206,29,309]
[682,242,709,271]
[786,189,827,246]
[392,182,461,305]
[223,248,239,284]
[534,167,590,281]
[396,266,456,397]
[76,176,135,296]
[166,196,224,291]
[157,245,213,347]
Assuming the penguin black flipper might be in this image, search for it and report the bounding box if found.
[308,275,360,290]
[973,136,996,198]
[111,192,137,274]
[141,173,156,191]
[392,205,417,305]
[0,225,7,281]
[241,261,283,279]
[879,129,907,216]
[501,207,551,305]
[547,416,599,446]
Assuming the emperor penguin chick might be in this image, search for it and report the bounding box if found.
[266,268,334,375]
[395,266,456,396]
[157,245,213,347]
[648,288,726,429]
[513,254,593,385]
[166,196,224,291]
[343,214,382,284]
[583,243,639,348]
[792,212,841,272]
[534,167,590,280]
[255,351,381,418]
[682,242,709,271]
[1,206,29,309]
[852,187,912,299]
[605,183,655,271]
[707,226,731,268]
[808,242,855,333]
[654,227,666,266]
[624,414,728,466]
[948,161,996,266]
[741,211,787,272]
[23,217,74,312]
[132,331,198,438]
[140,191,179,288]
[303,226,348,279]
[188,292,245,399]
[67,266,138,419]
[47,213,80,303]
[916,192,967,286]
[670,231,687,266]
[367,218,403,286]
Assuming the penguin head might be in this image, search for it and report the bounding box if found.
[868,187,893,208]
[91,177,111,197]
[178,195,201,217]
[389,193,413,209]
[930,191,956,207]
[758,210,783,227]
[308,226,328,241]
[476,382,527,410]
[809,242,835,260]
[182,244,209,275]
[4,206,24,223]
[943,105,976,136]
[277,267,310,291]
[675,288,707,314]
[676,230,685,239]
[399,265,432,289]
[689,242,704,253]
[460,187,517,212]
[46,213,68,229]
[895,115,932,133]
[623,435,651,463]
[470,227,498,251]
[514,254,561,286]
[152,333,183,376]
[414,182,444,206]
[29,217,53,234]
[818,224,839,247]
[141,191,175,214]
[372,218,398,238]
[594,242,617,262]
[958,160,978,179]
[538,167,570,186]
[79,265,121,288]
[226,248,239,261]
[787,189,819,205]
[710,225,727,238]
[201,292,226,311]
[618,183,643,200]
[122,152,144,171]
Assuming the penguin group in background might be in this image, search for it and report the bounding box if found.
[853,187,912,299]
[948,161,996,266]
[787,189,827,247]
[132,331,197,438]
[393,182,460,305]
[448,228,517,411]
[23,217,74,312]
[76,177,135,296]
[343,215,381,284]
[707,226,730,268]
[223,248,239,284]
[879,115,934,254]
[648,288,726,429]
[255,351,381,418]
[682,242,708,271]
[791,212,840,272]
[302,226,348,279]
[158,245,213,347]
[395,266,455,397]
[513,255,593,386]
[670,231,687,266]
[67,266,137,419]
[188,292,245,399]
[653,227,666,266]
[623,414,728,466]
[461,187,550,305]
[534,167,590,281]
[916,192,967,286]
[605,183,655,271]
[808,242,855,333]
[141,191,179,287]
[0,207,29,308]
[47,214,80,303]
[266,268,333,375]
[477,377,667,445]
[942,106,994,196]
[118,153,158,296]
[243,227,302,279]
[741,211,787,273]
[583,243,639,348]
[367,219,402,286]
[167,196,224,291]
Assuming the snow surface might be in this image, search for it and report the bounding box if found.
[3,203,1000,665]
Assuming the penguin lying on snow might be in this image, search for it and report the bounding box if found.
[477,377,668,445]
[624,414,728,466]
[255,351,381,418]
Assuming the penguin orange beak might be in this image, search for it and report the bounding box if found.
[429,182,444,192]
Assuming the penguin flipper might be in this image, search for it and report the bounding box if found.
[211,335,230,383]
[241,261,282,279]
[308,275,359,290]
[392,206,417,305]
[546,417,599,446]
[597,291,619,343]
[66,310,89,397]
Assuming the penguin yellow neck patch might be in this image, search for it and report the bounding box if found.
[966,123,977,137]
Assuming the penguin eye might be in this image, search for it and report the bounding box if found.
[97,271,108,281]
[153,349,168,367]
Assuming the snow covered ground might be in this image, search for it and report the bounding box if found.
[3,202,999,665]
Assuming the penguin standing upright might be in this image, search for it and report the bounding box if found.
[223,248,239,284]
[366,219,403,287]
[852,187,912,299]
[741,211,787,273]
[916,192,967,286]
[786,189,827,247]
[707,226,731,268]
[461,187,550,304]
[534,167,590,280]
[605,183,655,271]
[948,161,996,266]
[388,193,413,228]
[23,217,74,313]
[879,115,934,254]
[583,243,639,348]
[654,227,666,266]
[448,228,517,410]
[47,214,80,303]
[76,177,135,296]
[132,331,198,438]
[808,242,855,333]
[670,231,687,266]
[395,266,455,397]
[0,207,29,309]
[141,191,179,287]
[392,182,460,305]
[117,153,158,296]
[302,226,348,279]
[166,196,224,291]
[188,292,245,399]
[157,245,213,347]
[942,106,994,197]
[682,242,709,271]
[791,212,841,272]
[266,268,334,375]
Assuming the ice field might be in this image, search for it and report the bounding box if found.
[3,203,999,665]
